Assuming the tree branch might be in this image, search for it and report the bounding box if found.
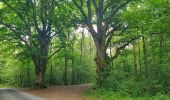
[30,1,42,34]
[110,35,141,61]
[48,45,65,60]
[46,0,55,35]
[105,0,131,26]
[105,24,122,47]
[0,21,31,49]
[72,0,87,22]
[2,0,29,30]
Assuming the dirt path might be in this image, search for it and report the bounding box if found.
[24,84,91,100]
[0,88,42,100]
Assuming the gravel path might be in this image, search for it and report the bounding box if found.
[0,88,43,100]
[0,85,91,100]
[24,85,91,100]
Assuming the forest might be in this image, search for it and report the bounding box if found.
[0,0,170,100]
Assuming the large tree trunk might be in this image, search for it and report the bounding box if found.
[32,39,49,88]
[96,45,106,85]
[34,56,48,88]
[35,67,46,88]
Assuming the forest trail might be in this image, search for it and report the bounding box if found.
[24,84,92,100]
[0,88,42,100]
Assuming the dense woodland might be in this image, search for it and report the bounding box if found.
[0,0,170,99]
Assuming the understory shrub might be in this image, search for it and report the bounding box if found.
[101,68,170,97]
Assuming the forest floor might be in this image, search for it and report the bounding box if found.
[23,84,92,100]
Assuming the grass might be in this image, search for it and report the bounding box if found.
[85,88,170,100]
[0,84,17,88]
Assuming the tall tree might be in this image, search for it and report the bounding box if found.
[71,0,139,85]
[0,0,67,88]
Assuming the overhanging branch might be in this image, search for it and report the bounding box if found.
[48,45,65,60]
[110,35,141,61]
[2,0,29,30]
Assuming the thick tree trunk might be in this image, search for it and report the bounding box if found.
[33,39,49,88]
[34,57,48,88]
[35,68,45,88]
[96,45,106,85]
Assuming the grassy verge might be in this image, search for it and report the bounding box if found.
[85,88,170,100]
[0,84,17,88]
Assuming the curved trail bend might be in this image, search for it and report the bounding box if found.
[24,84,91,100]
[0,85,91,100]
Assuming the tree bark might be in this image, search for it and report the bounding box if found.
[96,44,106,85]
[34,59,47,88]
[32,38,49,88]
[35,69,45,88]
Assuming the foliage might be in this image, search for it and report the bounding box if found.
[85,88,170,100]
[0,0,170,99]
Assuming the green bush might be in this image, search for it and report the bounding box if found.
[100,68,170,97]
[85,88,170,100]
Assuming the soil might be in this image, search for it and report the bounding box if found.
[23,84,92,100]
